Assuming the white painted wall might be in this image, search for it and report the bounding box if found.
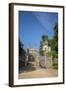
[0,0,66,90]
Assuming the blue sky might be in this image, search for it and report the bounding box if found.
[19,11,58,50]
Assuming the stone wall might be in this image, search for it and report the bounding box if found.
[39,56,52,68]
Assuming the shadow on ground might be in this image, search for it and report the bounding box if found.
[19,62,36,73]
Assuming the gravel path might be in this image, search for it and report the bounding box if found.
[19,58,58,79]
[19,68,58,79]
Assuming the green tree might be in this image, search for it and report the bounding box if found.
[51,23,58,58]
[54,23,58,53]
[42,35,48,41]
[19,39,26,56]
[39,23,58,58]
[39,35,48,56]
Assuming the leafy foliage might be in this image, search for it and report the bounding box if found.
[52,63,58,69]
[39,35,48,56]
[42,35,48,41]
[51,23,58,58]
[19,39,26,56]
